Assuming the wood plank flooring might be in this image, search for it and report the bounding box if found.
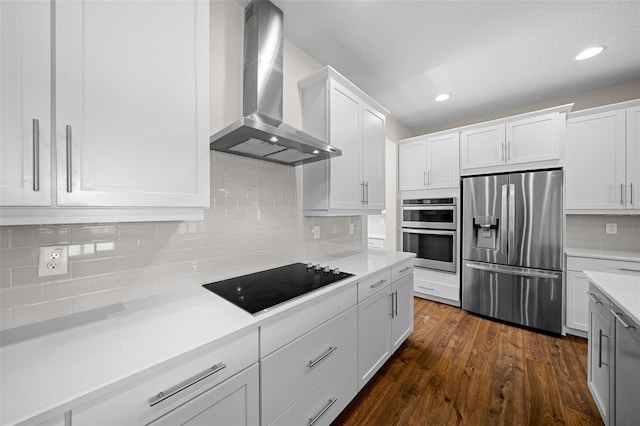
[333,297,603,426]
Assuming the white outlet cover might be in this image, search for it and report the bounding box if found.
[605,223,618,235]
[38,246,69,277]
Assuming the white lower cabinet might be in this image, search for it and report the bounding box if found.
[71,329,259,426]
[587,285,610,425]
[357,261,414,390]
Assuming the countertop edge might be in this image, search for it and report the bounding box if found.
[584,270,640,325]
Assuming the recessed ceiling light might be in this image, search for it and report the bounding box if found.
[269,136,278,143]
[312,149,319,155]
[435,93,450,102]
[575,46,605,61]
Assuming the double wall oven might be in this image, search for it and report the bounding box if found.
[401,197,457,273]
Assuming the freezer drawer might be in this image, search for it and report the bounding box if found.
[462,261,562,334]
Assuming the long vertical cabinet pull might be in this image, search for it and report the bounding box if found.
[364,182,369,204]
[32,119,40,191]
[630,183,634,206]
[361,182,365,204]
[423,171,427,187]
[66,125,73,192]
[64,410,72,426]
[389,293,394,318]
[393,290,398,317]
[620,183,625,206]
[598,329,609,368]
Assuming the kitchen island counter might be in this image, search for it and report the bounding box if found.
[584,270,640,325]
[0,248,413,425]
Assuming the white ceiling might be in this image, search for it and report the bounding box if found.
[256,0,640,134]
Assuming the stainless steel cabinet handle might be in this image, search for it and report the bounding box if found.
[630,182,634,205]
[617,268,640,274]
[394,290,398,317]
[507,142,511,161]
[598,329,608,368]
[620,183,625,205]
[308,346,338,368]
[369,279,387,289]
[64,410,72,426]
[361,182,365,204]
[308,398,337,426]
[610,309,635,329]
[66,125,73,193]
[427,170,431,185]
[389,293,394,318]
[587,292,602,305]
[32,119,40,191]
[423,171,427,186]
[148,362,226,407]
[399,266,412,273]
[365,181,369,204]
[418,285,435,291]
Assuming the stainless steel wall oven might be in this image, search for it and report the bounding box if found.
[401,198,457,273]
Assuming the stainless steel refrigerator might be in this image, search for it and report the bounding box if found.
[461,169,563,334]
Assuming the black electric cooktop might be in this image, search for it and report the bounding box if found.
[202,262,353,315]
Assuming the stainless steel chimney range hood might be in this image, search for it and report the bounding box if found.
[209,0,341,166]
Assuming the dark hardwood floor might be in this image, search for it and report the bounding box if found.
[333,297,603,426]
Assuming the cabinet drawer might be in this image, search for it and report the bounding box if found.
[358,269,392,302]
[72,328,258,426]
[567,256,640,275]
[414,281,459,301]
[588,282,610,319]
[260,282,357,356]
[261,306,357,426]
[392,260,414,283]
[270,352,358,426]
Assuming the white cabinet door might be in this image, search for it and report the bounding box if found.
[460,124,505,170]
[328,81,362,210]
[362,104,385,210]
[150,364,259,426]
[566,271,589,332]
[566,109,626,210]
[55,0,209,207]
[391,274,414,351]
[506,112,560,165]
[426,133,459,189]
[626,106,640,208]
[357,286,391,390]
[0,0,52,206]
[398,139,427,191]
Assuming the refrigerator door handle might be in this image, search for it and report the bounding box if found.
[507,183,516,264]
[464,261,561,280]
[500,184,508,254]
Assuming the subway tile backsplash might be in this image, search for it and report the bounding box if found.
[0,152,363,330]
[566,214,640,252]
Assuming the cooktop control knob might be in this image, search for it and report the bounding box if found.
[323,265,331,273]
[333,268,340,275]
[314,264,322,271]
[306,262,313,269]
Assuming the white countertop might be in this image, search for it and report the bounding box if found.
[565,247,640,263]
[0,249,414,426]
[584,270,640,325]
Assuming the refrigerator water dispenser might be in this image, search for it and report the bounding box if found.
[473,216,499,249]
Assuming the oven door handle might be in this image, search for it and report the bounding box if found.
[401,206,456,211]
[402,228,456,236]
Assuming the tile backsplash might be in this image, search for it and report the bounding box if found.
[566,214,640,252]
[0,152,363,330]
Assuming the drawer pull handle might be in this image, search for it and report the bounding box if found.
[587,292,602,305]
[399,266,412,273]
[618,268,640,274]
[370,279,387,289]
[308,398,337,426]
[148,362,226,407]
[610,310,635,329]
[418,286,435,291]
[308,346,338,369]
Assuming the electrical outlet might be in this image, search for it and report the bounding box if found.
[605,223,618,235]
[38,246,68,277]
[312,226,320,240]
[349,223,355,235]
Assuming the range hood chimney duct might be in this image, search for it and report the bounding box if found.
[209,0,341,166]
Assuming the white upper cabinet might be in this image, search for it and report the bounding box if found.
[459,106,570,175]
[0,0,52,206]
[299,66,388,215]
[398,132,459,192]
[565,100,640,212]
[0,0,209,225]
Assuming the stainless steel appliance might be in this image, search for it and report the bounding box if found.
[401,198,457,273]
[209,0,341,166]
[461,169,563,334]
[203,263,353,315]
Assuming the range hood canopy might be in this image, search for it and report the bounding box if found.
[210,0,341,166]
